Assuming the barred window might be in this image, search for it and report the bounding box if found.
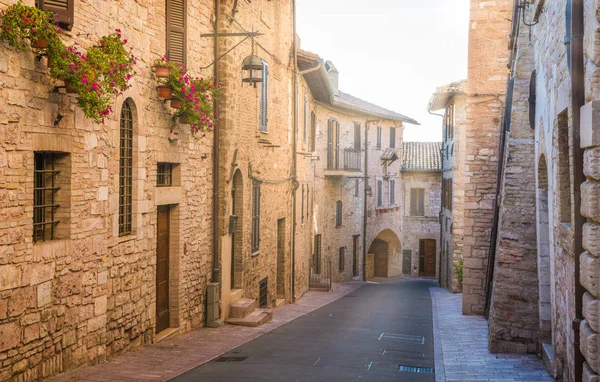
[34,153,60,242]
[119,102,133,236]
[157,163,173,187]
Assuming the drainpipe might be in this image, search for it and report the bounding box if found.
[571,0,585,379]
[211,0,220,284]
[291,0,298,302]
[362,119,370,282]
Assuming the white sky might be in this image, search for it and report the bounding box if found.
[296,0,470,142]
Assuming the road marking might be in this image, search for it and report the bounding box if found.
[313,358,321,366]
[366,361,373,370]
[378,332,384,341]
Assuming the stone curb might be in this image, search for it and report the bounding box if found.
[430,287,446,382]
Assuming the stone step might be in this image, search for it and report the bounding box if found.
[542,343,553,376]
[275,298,286,308]
[229,298,257,318]
[226,309,273,327]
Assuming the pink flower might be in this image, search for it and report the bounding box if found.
[23,18,30,23]
[123,39,128,43]
[92,83,99,91]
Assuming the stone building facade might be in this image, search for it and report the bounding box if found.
[0,1,422,379]
[400,142,442,279]
[459,0,600,381]
[429,81,467,292]
[0,0,217,380]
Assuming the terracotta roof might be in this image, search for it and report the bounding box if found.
[381,148,399,163]
[335,92,419,125]
[402,142,442,172]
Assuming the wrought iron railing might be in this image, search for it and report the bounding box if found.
[309,259,332,292]
[343,149,362,171]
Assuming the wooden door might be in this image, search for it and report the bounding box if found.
[372,239,389,278]
[420,239,436,277]
[156,205,170,333]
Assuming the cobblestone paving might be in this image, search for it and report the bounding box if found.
[430,287,554,382]
[48,283,363,382]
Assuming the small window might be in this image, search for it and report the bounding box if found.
[37,0,74,30]
[336,200,342,227]
[166,0,187,67]
[304,94,308,142]
[354,122,361,150]
[260,61,269,132]
[338,247,345,273]
[157,163,173,187]
[376,126,382,149]
[34,152,69,242]
[389,127,396,148]
[355,179,360,197]
[410,188,425,216]
[377,180,383,207]
[389,179,396,206]
[252,181,261,252]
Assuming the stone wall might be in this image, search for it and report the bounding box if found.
[0,0,216,379]
[487,6,540,354]
[463,0,512,316]
[401,171,441,278]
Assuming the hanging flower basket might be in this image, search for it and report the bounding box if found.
[170,98,182,109]
[157,85,173,99]
[154,66,170,78]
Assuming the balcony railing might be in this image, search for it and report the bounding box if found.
[343,149,362,171]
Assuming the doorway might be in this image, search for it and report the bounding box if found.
[277,218,285,299]
[372,239,389,278]
[403,250,412,275]
[156,205,170,333]
[419,239,436,277]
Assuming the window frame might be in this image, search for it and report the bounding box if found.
[410,188,425,217]
[166,0,187,67]
[33,152,61,243]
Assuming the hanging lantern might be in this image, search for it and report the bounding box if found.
[242,55,264,87]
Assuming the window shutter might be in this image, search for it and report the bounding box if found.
[252,181,260,252]
[390,180,395,205]
[37,0,74,30]
[260,61,269,132]
[376,126,382,149]
[166,0,186,67]
[418,189,425,216]
[377,180,383,207]
[336,201,342,227]
[390,127,396,148]
[354,123,361,150]
[410,189,417,215]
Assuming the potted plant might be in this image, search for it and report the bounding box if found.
[0,1,60,51]
[152,55,178,78]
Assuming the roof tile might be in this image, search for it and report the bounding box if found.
[402,142,442,172]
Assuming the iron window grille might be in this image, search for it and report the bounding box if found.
[33,153,61,243]
[259,61,269,132]
[157,163,173,187]
[119,102,133,236]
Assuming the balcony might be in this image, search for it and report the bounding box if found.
[325,148,362,177]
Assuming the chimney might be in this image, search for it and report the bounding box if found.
[325,61,339,96]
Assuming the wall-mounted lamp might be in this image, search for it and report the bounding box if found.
[242,54,264,88]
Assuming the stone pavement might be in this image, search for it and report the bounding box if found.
[430,287,554,381]
[48,282,363,382]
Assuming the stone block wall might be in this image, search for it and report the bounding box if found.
[487,6,540,354]
[463,0,511,316]
[0,0,216,379]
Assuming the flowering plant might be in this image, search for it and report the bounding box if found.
[0,1,60,51]
[156,56,219,135]
[0,2,136,123]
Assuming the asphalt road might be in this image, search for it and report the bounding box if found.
[172,278,436,382]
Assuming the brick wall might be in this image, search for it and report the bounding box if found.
[462,0,512,316]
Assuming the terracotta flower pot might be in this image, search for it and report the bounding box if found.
[170,98,183,109]
[154,66,169,78]
[178,115,189,124]
[34,38,49,49]
[157,86,173,99]
[63,79,77,94]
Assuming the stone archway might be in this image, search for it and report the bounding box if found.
[537,154,552,347]
[231,170,243,290]
[367,229,401,279]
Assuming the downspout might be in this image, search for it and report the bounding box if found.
[291,0,298,302]
[571,0,585,379]
[211,0,220,284]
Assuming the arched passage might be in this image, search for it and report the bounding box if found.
[231,170,243,290]
[537,153,552,346]
[368,229,401,279]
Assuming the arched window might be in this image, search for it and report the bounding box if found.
[119,102,133,235]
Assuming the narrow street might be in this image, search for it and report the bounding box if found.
[174,279,435,382]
